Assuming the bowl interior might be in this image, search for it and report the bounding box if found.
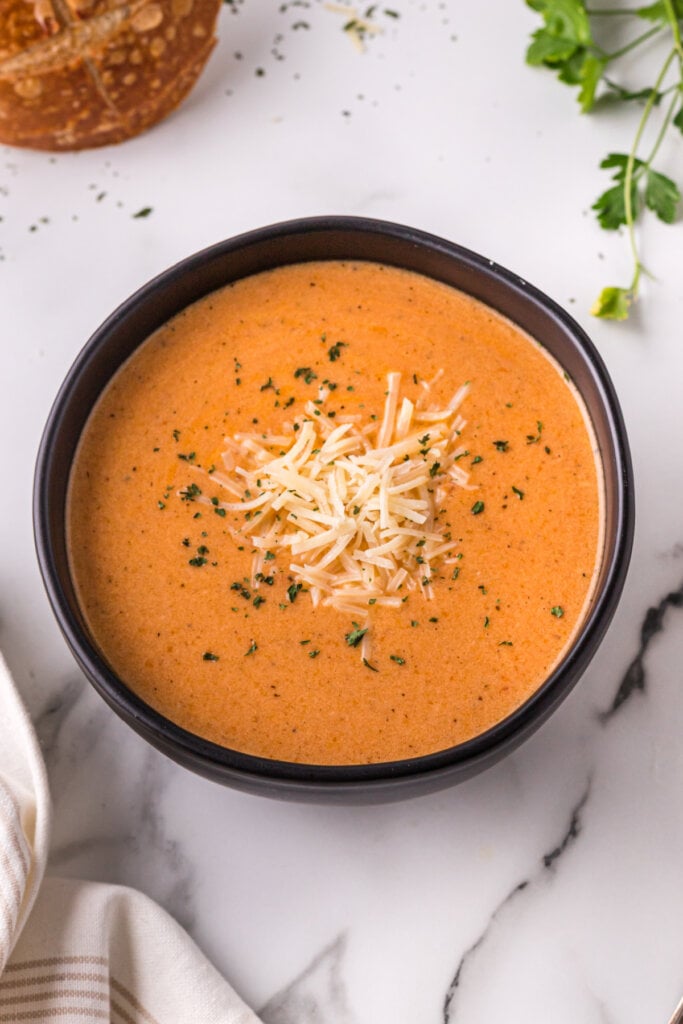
[34,217,633,800]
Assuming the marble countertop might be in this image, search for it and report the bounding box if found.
[3,2,683,1022]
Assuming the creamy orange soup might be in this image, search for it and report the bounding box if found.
[67,261,602,764]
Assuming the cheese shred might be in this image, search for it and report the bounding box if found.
[208,372,471,638]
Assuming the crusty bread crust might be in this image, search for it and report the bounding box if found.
[0,0,222,150]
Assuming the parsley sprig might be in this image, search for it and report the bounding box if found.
[525,0,683,320]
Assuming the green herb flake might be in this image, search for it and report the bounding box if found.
[390,655,405,665]
[362,657,379,672]
[245,641,258,656]
[471,500,485,515]
[188,556,207,567]
[551,606,565,618]
[493,440,509,452]
[345,622,368,647]
[202,651,219,661]
[294,366,318,384]
[179,483,202,502]
[327,340,346,362]
[287,582,303,603]
[471,455,483,465]
[309,649,321,659]
[512,486,525,500]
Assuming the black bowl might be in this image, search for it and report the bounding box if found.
[33,216,634,802]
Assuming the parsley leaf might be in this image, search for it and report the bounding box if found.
[645,168,681,223]
[590,286,632,321]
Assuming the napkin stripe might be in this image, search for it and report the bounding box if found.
[112,979,162,1024]
[0,988,109,1005]
[3,956,109,973]
[0,1009,109,1020]
[0,959,162,1023]
[0,971,108,990]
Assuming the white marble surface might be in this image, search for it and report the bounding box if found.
[3,2,683,1022]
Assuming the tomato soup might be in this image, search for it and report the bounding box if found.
[67,261,603,764]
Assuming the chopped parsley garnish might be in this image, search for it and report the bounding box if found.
[429,461,441,478]
[390,655,405,665]
[493,440,509,452]
[202,651,219,661]
[188,556,207,567]
[471,455,483,465]
[499,641,513,647]
[179,483,202,502]
[253,595,266,608]
[309,649,321,659]
[345,622,368,647]
[526,421,543,445]
[245,641,258,656]
[294,367,318,385]
[177,451,195,462]
[362,657,379,672]
[512,486,525,500]
[327,340,346,362]
[287,582,303,603]
[551,606,565,618]
[471,500,485,515]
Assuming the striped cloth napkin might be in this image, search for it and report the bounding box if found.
[0,650,261,1023]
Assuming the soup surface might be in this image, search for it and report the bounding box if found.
[68,261,602,764]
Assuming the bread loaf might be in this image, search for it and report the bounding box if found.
[0,0,222,150]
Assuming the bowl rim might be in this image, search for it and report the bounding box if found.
[33,214,634,790]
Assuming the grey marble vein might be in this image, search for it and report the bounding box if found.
[600,579,683,724]
[442,780,591,1022]
[259,933,357,1024]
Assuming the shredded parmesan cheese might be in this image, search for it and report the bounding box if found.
[206,372,471,645]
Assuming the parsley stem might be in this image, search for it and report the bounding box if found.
[604,24,662,62]
[624,47,677,298]
[662,0,683,61]
[645,85,680,168]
